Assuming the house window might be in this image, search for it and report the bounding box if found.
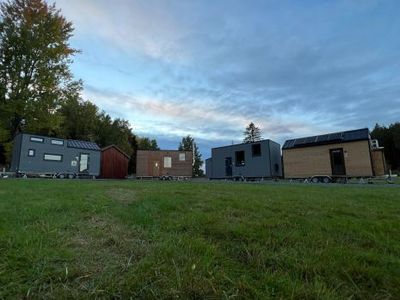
[28,149,35,157]
[30,137,44,143]
[252,144,261,156]
[51,139,64,146]
[44,154,62,162]
[79,153,89,172]
[235,151,245,166]
[164,156,172,168]
[179,153,186,161]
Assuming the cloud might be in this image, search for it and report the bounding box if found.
[52,0,400,156]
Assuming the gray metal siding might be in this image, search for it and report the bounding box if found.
[268,140,283,177]
[10,134,23,172]
[205,158,213,178]
[208,140,281,179]
[15,134,100,175]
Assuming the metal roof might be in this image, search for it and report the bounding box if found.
[282,128,370,150]
[67,139,101,151]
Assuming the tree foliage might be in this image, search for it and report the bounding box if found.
[243,122,262,143]
[178,135,203,177]
[371,123,400,172]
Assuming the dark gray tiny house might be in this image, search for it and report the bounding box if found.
[10,133,101,177]
[206,139,282,179]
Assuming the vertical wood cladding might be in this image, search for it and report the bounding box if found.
[371,149,386,176]
[136,150,193,177]
[283,140,373,178]
[101,146,129,179]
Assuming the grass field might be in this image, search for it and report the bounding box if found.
[1,180,399,299]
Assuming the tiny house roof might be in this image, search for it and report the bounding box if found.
[101,145,130,159]
[211,139,279,150]
[282,128,370,150]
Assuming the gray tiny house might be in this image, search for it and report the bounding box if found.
[206,139,282,180]
[10,133,101,178]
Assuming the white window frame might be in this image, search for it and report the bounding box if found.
[164,156,172,168]
[43,154,63,162]
[30,137,44,143]
[51,139,64,146]
[28,149,35,157]
[179,153,186,161]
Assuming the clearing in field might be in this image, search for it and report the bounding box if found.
[0,180,399,299]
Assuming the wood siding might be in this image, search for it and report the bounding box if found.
[283,140,373,178]
[371,149,386,176]
[101,146,129,179]
[136,150,192,177]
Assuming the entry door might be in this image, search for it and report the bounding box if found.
[153,161,160,176]
[225,157,232,177]
[79,153,89,173]
[330,149,346,175]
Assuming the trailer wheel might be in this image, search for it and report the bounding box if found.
[322,176,331,184]
[58,174,65,179]
[68,174,75,179]
[311,177,320,183]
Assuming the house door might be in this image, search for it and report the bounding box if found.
[330,149,346,176]
[153,161,160,176]
[79,153,89,173]
[225,157,232,177]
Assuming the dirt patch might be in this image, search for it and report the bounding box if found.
[105,188,137,205]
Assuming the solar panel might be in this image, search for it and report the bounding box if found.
[294,138,307,146]
[305,136,317,144]
[316,134,329,142]
[67,140,100,151]
[328,132,343,141]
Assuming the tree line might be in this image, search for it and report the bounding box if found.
[0,0,203,176]
[371,123,400,172]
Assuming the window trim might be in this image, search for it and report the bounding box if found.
[164,156,172,168]
[235,150,245,167]
[51,139,64,146]
[252,143,262,157]
[43,153,63,162]
[28,149,35,157]
[179,153,186,161]
[30,137,44,143]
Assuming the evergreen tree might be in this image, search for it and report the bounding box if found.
[178,135,203,177]
[243,122,262,143]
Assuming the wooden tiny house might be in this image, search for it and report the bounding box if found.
[101,145,130,179]
[282,128,386,179]
[136,150,192,178]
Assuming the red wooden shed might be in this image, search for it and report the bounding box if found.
[101,145,130,179]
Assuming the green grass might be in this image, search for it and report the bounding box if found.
[1,180,400,299]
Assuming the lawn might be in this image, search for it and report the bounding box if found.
[0,180,399,299]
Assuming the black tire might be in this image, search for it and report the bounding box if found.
[322,177,331,184]
[311,177,320,183]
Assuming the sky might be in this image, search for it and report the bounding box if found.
[52,0,400,159]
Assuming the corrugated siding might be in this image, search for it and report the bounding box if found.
[101,147,129,179]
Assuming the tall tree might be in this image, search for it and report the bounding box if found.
[178,135,203,177]
[137,137,159,151]
[0,0,80,162]
[243,122,262,143]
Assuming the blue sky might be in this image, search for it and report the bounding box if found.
[53,0,400,159]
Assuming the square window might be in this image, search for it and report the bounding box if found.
[164,156,172,168]
[179,153,186,161]
[235,151,245,166]
[28,149,35,157]
[252,144,261,156]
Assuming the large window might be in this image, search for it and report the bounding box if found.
[252,143,261,156]
[235,151,245,166]
[79,154,89,172]
[164,156,172,168]
[51,139,64,146]
[30,137,44,143]
[44,154,62,161]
